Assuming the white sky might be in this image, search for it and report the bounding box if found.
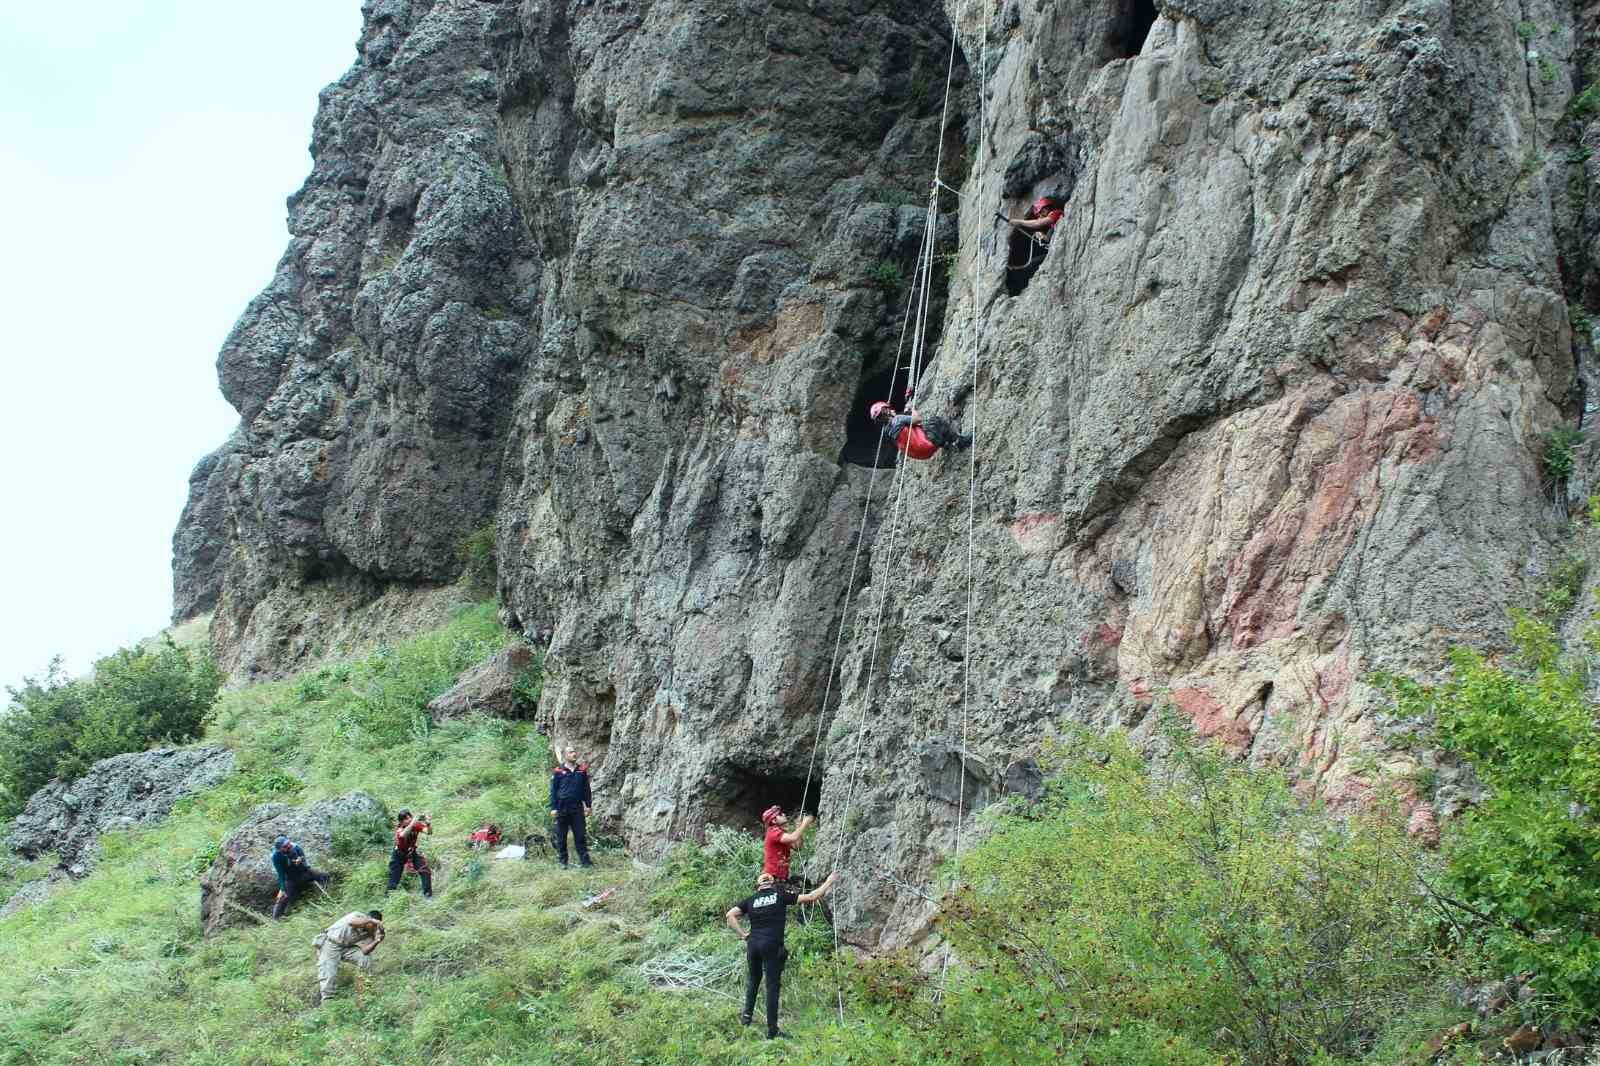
[0,2,364,691]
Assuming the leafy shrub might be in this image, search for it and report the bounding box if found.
[904,723,1441,1065]
[513,654,544,715]
[870,261,904,294]
[651,825,766,931]
[330,810,392,859]
[0,640,222,815]
[460,523,497,594]
[1538,553,1589,619]
[1385,613,1600,1020]
[1541,425,1584,482]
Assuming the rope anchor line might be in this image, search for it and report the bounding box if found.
[788,0,986,1023]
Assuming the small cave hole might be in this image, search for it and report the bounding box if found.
[840,359,912,467]
[1005,229,1052,296]
[701,762,823,836]
[1105,0,1159,61]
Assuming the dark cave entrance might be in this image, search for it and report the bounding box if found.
[1105,0,1159,61]
[702,761,823,835]
[840,358,913,467]
[1006,229,1051,296]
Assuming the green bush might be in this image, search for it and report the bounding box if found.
[651,825,767,931]
[460,523,497,594]
[1385,613,1600,1021]
[870,261,904,295]
[1538,553,1589,619]
[0,640,222,815]
[329,810,392,859]
[1541,424,1584,482]
[905,723,1442,1065]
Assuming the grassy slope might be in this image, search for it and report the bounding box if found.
[0,605,860,1066]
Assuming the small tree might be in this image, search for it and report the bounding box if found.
[1386,612,1600,1019]
[0,640,222,815]
[907,723,1441,1065]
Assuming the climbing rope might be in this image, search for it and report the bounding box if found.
[785,0,987,1024]
[795,208,941,822]
[948,0,990,982]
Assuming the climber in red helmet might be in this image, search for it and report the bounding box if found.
[871,401,972,461]
[1011,194,1064,234]
[761,805,814,887]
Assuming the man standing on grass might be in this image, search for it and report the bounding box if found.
[314,909,384,1004]
[726,871,838,1040]
[549,745,594,868]
[271,835,331,919]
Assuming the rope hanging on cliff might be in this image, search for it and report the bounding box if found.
[945,0,990,987]
[810,13,970,1023]
[795,212,942,824]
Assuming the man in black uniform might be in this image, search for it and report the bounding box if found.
[548,746,594,868]
[725,870,838,1039]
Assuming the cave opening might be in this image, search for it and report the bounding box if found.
[1005,228,1052,296]
[701,760,824,836]
[1106,0,1159,61]
[839,358,914,467]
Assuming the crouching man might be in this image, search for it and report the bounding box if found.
[314,909,384,1005]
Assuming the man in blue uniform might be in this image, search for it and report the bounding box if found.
[548,746,594,868]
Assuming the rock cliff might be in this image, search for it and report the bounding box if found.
[176,0,1600,947]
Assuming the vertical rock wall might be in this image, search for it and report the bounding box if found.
[176,0,1599,946]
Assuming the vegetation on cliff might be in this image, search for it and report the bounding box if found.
[0,638,221,816]
[4,600,1597,1063]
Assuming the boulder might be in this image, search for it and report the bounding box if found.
[198,791,386,936]
[8,746,236,876]
[427,643,533,722]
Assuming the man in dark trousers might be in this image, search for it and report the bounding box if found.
[870,402,972,460]
[270,835,331,919]
[548,746,594,868]
[725,870,838,1040]
[385,809,433,897]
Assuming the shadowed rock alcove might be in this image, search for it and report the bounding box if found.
[1105,0,1159,61]
[840,360,911,467]
[701,760,824,833]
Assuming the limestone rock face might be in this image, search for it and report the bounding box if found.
[427,643,533,722]
[176,0,1600,947]
[8,746,236,877]
[198,792,386,936]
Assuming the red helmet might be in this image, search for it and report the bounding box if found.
[868,401,892,420]
[1031,195,1060,213]
[761,805,784,826]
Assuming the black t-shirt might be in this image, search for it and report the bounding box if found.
[738,888,801,948]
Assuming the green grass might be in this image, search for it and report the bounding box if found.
[0,604,1495,1065]
[0,604,858,1066]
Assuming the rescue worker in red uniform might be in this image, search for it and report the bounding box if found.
[871,402,972,460]
[386,809,433,897]
[760,805,814,888]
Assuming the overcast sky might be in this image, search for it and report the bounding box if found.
[0,2,363,691]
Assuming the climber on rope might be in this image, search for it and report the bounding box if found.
[760,805,816,888]
[871,402,972,460]
[271,835,331,919]
[726,870,838,1040]
[385,809,433,898]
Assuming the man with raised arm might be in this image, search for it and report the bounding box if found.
[549,746,594,868]
[726,871,838,1040]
